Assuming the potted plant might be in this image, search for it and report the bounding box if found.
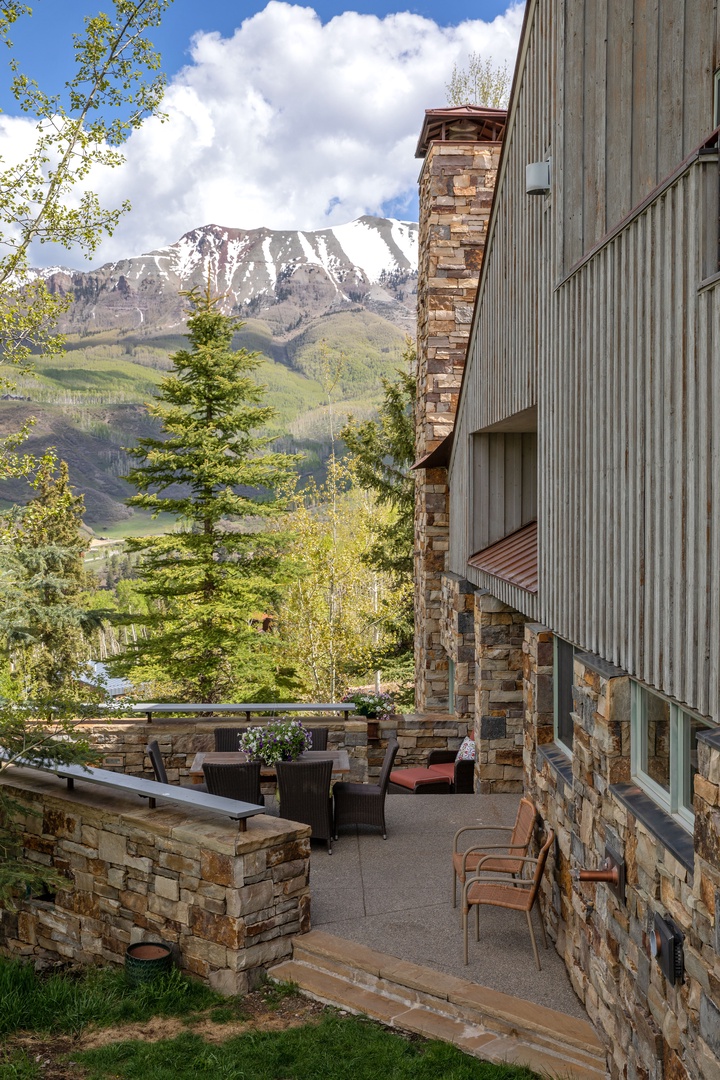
[342,692,395,741]
[238,718,312,766]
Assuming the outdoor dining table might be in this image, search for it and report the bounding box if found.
[189,749,351,785]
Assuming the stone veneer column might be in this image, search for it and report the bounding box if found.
[473,590,526,792]
[414,132,501,712]
[439,572,476,719]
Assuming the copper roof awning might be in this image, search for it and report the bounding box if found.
[468,521,538,593]
[411,430,454,470]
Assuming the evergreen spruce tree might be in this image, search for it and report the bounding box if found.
[116,286,297,702]
[340,344,416,676]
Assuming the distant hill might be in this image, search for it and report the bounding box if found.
[1,217,418,526]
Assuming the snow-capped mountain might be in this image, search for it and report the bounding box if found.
[41,216,418,336]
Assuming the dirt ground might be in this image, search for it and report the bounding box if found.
[5,988,327,1079]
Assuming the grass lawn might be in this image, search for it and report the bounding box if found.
[0,959,539,1080]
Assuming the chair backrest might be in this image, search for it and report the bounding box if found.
[276,758,333,841]
[145,740,168,785]
[202,761,262,804]
[214,727,245,752]
[378,738,400,793]
[528,827,555,905]
[510,797,537,853]
[309,726,328,751]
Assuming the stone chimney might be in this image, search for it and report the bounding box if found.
[414,106,506,712]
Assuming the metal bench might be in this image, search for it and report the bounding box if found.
[2,757,265,831]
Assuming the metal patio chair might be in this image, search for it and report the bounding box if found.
[452,796,537,907]
[462,826,555,970]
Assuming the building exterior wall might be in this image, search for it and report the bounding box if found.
[421,1,720,1075]
[414,139,501,711]
[523,630,720,1080]
[473,591,526,793]
[439,572,476,719]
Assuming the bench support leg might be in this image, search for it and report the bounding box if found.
[237,819,247,832]
[66,778,74,790]
[148,797,156,809]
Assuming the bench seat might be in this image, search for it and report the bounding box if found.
[389,766,452,794]
[388,750,475,795]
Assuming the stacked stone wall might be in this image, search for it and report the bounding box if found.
[473,591,526,792]
[0,771,310,995]
[523,624,720,1080]
[74,717,466,788]
[439,572,476,719]
[414,140,501,713]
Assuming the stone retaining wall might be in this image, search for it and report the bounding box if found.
[523,625,720,1080]
[439,572,476,719]
[0,770,310,995]
[75,715,467,787]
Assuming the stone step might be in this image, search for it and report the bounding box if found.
[269,930,608,1079]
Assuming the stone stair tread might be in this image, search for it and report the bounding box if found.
[293,929,605,1058]
[270,958,608,1079]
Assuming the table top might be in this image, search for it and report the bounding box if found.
[190,749,351,778]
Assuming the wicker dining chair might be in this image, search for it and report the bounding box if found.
[308,726,328,751]
[145,740,206,792]
[452,796,537,908]
[333,738,399,840]
[202,761,264,805]
[462,826,555,970]
[276,758,334,853]
[214,727,245,752]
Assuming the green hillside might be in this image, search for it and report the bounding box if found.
[0,311,408,528]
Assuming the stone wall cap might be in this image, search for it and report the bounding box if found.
[574,651,628,681]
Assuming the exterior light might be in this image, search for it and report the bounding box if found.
[526,160,551,195]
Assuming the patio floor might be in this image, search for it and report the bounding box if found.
[297,792,587,1020]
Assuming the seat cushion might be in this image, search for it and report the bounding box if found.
[427,763,455,781]
[389,767,451,791]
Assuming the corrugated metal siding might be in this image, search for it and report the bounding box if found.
[447,0,720,720]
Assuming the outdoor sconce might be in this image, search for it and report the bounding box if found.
[649,914,685,984]
[526,160,551,195]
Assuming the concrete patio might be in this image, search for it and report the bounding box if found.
[303,792,587,1020]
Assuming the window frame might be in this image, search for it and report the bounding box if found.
[714,67,720,129]
[448,656,455,716]
[630,681,711,832]
[553,636,575,758]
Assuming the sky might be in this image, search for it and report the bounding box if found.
[2,0,524,268]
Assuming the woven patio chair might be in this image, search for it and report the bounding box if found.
[462,826,555,970]
[452,796,537,907]
[145,740,206,792]
[214,727,245,751]
[202,761,263,806]
[276,758,334,853]
[308,726,328,751]
[333,738,399,840]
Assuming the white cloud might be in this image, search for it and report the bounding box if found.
[17,1,524,268]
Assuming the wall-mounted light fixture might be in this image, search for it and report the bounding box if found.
[526,160,551,195]
[649,914,685,984]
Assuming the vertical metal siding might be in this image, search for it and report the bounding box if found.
[446,0,720,720]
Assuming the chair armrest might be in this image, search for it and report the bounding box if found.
[463,876,533,902]
[460,843,525,874]
[454,758,475,793]
[428,750,456,765]
[453,824,513,852]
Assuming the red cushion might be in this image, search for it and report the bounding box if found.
[428,763,455,781]
[389,767,451,790]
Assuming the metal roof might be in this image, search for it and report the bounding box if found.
[468,521,538,594]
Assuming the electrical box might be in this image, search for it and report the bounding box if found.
[649,914,685,984]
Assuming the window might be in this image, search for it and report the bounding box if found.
[448,657,455,715]
[631,683,713,831]
[554,637,575,756]
[715,68,720,128]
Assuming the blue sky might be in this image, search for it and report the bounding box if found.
[2,1,523,265]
